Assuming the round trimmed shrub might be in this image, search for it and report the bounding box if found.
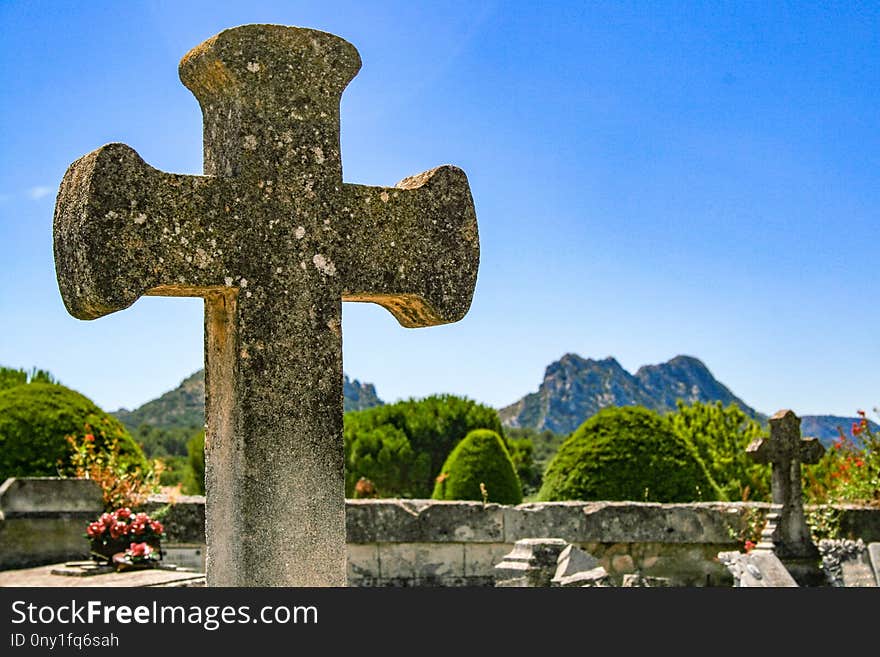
[537,406,720,502]
[432,429,523,504]
[0,382,146,479]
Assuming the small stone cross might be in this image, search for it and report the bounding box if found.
[746,409,825,562]
[53,25,479,586]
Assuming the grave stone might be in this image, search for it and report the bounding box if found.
[494,538,568,587]
[620,573,672,587]
[869,542,880,586]
[551,544,609,587]
[717,550,799,587]
[53,24,479,586]
[746,409,825,585]
[818,539,877,587]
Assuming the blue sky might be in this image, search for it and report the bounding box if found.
[1,1,877,418]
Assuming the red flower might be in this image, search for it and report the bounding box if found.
[857,409,866,417]
[127,542,153,558]
[109,522,127,539]
[100,513,114,527]
[115,507,132,520]
[744,540,756,552]
[852,422,863,436]
[150,521,164,535]
[86,522,105,538]
[84,434,95,443]
[855,459,865,468]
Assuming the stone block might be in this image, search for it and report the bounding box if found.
[0,477,102,514]
[348,500,504,544]
[464,543,513,580]
[377,542,465,586]
[503,502,587,542]
[347,543,380,586]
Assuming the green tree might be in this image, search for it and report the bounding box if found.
[0,382,146,479]
[431,429,523,504]
[668,400,770,501]
[506,437,541,496]
[343,394,503,497]
[538,406,721,502]
[186,430,206,495]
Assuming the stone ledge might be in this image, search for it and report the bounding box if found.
[0,477,103,513]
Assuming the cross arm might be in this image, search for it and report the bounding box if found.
[799,437,825,465]
[746,436,775,464]
[54,143,233,319]
[340,166,479,328]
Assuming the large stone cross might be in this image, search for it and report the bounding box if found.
[746,409,824,562]
[53,24,479,586]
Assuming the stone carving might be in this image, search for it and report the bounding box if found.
[746,409,825,585]
[53,24,479,586]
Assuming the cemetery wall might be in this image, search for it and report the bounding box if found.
[2,479,879,585]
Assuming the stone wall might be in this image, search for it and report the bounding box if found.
[3,479,879,586]
[0,478,103,569]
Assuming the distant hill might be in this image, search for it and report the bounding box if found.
[498,354,761,435]
[800,415,880,448]
[113,369,383,432]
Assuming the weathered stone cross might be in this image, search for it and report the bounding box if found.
[53,25,479,586]
[746,409,824,562]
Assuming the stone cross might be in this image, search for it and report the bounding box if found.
[746,410,824,567]
[53,25,479,586]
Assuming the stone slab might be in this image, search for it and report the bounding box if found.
[718,550,798,587]
[0,563,204,587]
[348,500,504,544]
[840,554,877,587]
[869,543,880,586]
[0,477,102,513]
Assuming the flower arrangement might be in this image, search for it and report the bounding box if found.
[113,542,160,571]
[85,507,165,565]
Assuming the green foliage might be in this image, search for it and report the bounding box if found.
[504,427,566,489]
[0,365,57,392]
[668,400,770,501]
[431,429,523,504]
[806,410,880,508]
[133,423,201,458]
[156,455,189,487]
[506,437,541,496]
[538,406,721,502]
[186,430,206,495]
[0,382,146,479]
[343,394,503,498]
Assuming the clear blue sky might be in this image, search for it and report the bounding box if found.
[1,1,877,418]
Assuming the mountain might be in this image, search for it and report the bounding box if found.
[498,353,760,435]
[343,376,383,413]
[114,369,383,431]
[800,415,880,448]
[114,370,205,430]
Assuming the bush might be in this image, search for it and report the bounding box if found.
[431,429,523,504]
[0,382,147,480]
[537,406,721,502]
[344,394,503,497]
[668,400,770,501]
